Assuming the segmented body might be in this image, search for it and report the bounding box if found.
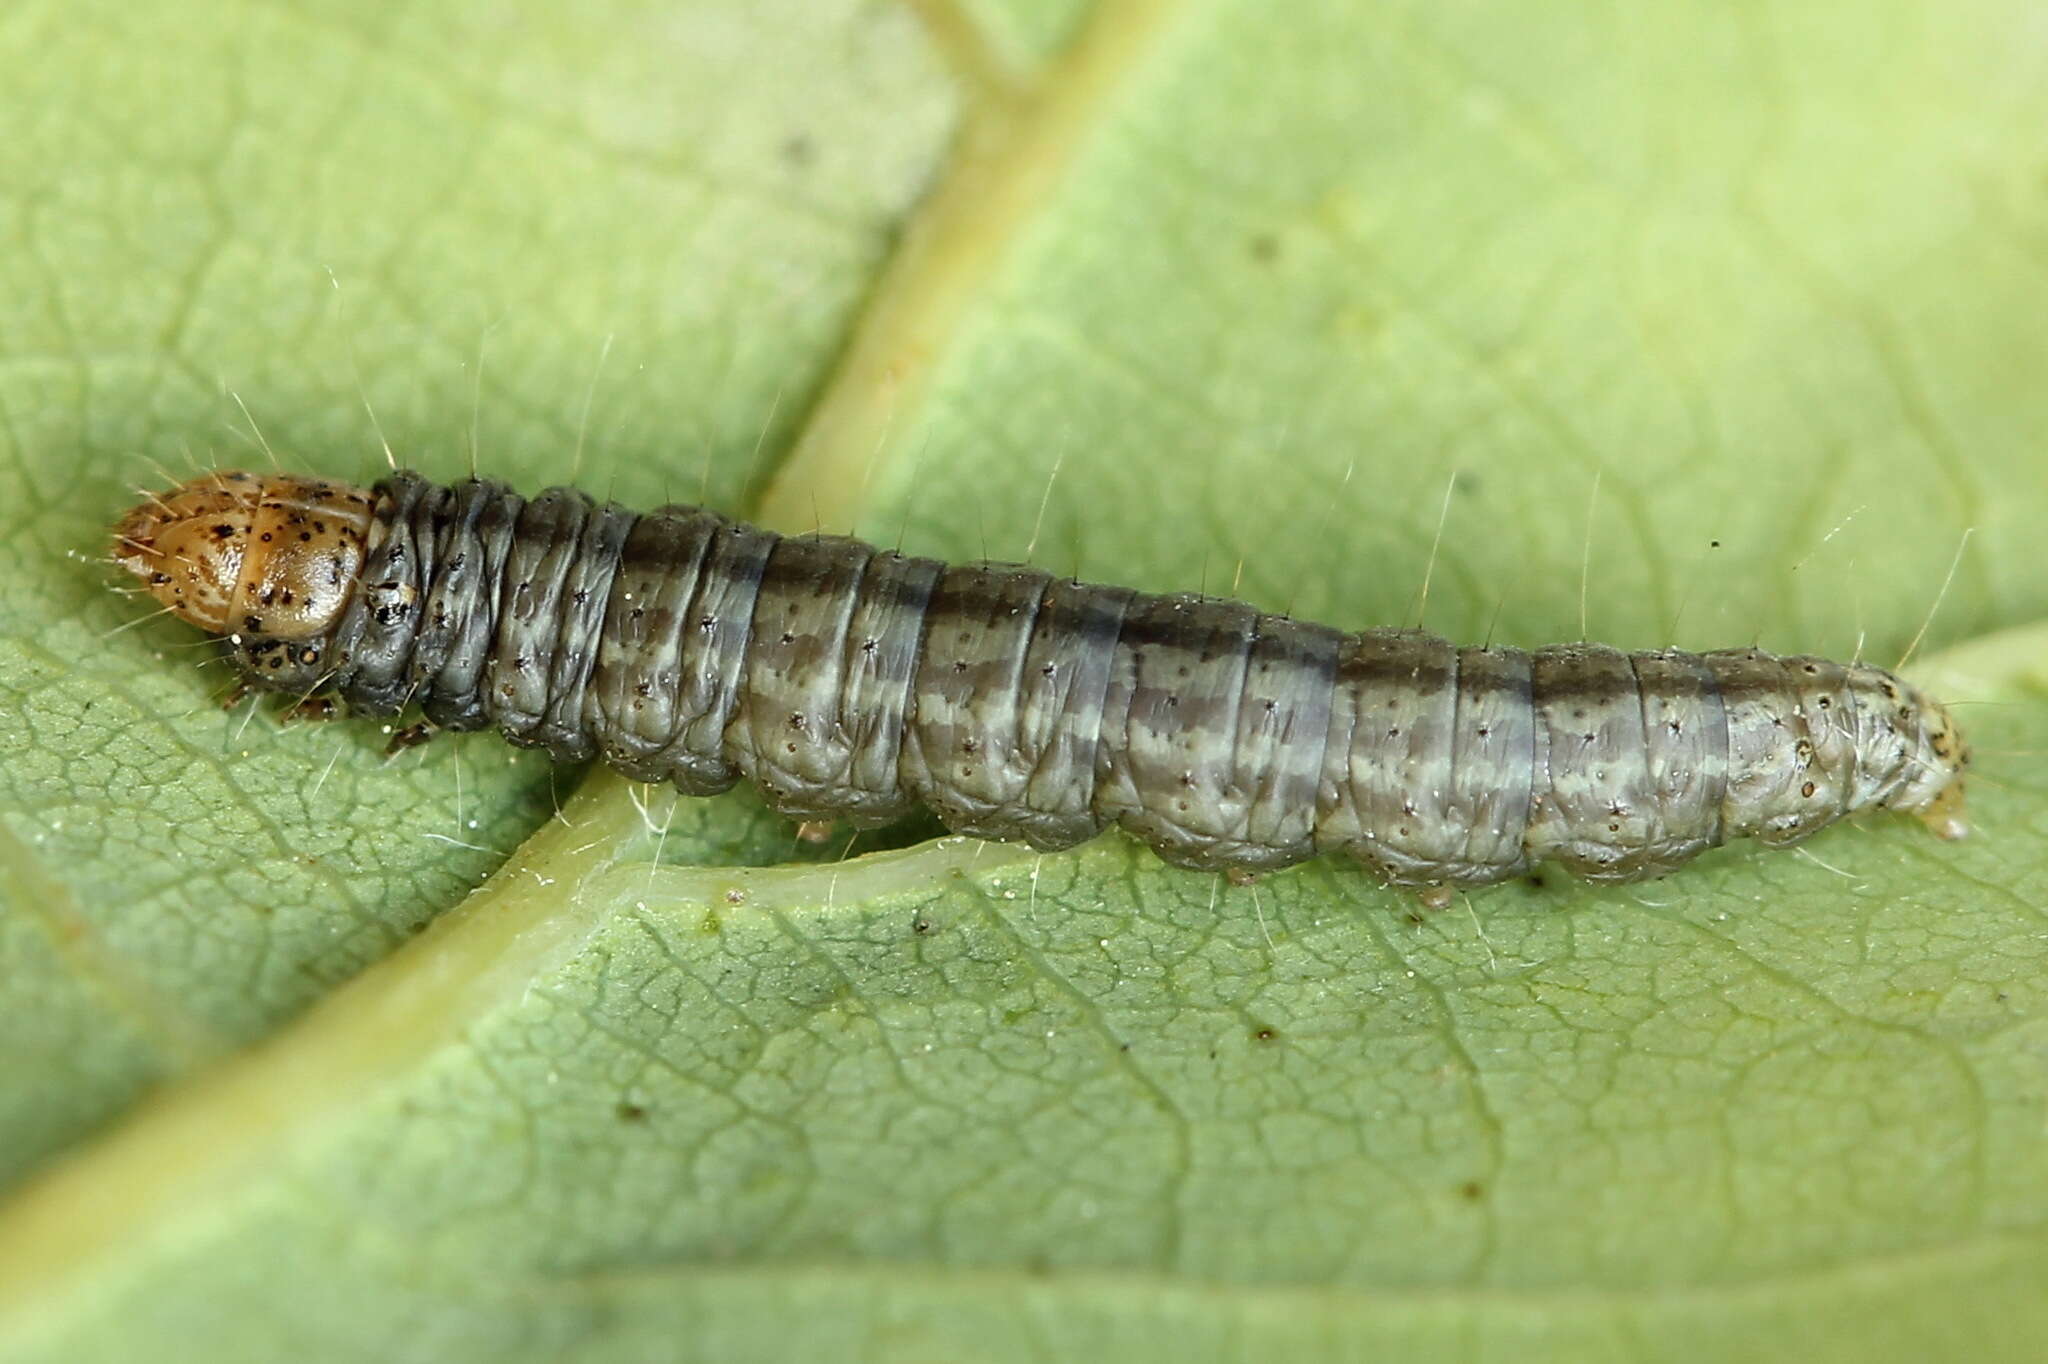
[111,469,1971,898]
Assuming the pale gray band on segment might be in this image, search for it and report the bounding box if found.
[588,507,722,779]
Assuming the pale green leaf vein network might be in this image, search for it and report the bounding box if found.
[963,874,1194,1265]
[4,0,2048,1358]
[7,631,385,936]
[757,0,1183,533]
[1728,2,1987,554]
[0,779,1030,1328]
[0,0,1188,1318]
[0,823,225,1069]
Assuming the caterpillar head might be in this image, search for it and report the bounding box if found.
[111,471,377,640]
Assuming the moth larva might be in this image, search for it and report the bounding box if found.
[111,469,1971,905]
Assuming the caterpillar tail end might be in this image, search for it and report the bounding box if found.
[1917,782,1970,842]
[1886,682,1970,843]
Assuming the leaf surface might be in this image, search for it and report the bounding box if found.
[3,0,2048,1359]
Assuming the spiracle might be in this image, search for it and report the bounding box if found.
[111,468,1971,905]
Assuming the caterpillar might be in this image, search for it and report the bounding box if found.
[110,468,1971,906]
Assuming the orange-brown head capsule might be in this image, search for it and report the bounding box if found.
[111,471,377,640]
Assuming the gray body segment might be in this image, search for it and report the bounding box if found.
[231,471,1959,893]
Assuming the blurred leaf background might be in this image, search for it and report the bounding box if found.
[3,0,2048,1359]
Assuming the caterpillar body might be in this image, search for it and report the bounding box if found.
[111,469,1971,905]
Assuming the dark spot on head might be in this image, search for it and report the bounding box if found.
[1253,1026,1277,1042]
[615,1102,648,1123]
[1460,1181,1485,1202]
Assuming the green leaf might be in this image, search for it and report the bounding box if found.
[3,0,2047,1359]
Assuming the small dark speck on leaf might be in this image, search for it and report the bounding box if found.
[615,1102,648,1123]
